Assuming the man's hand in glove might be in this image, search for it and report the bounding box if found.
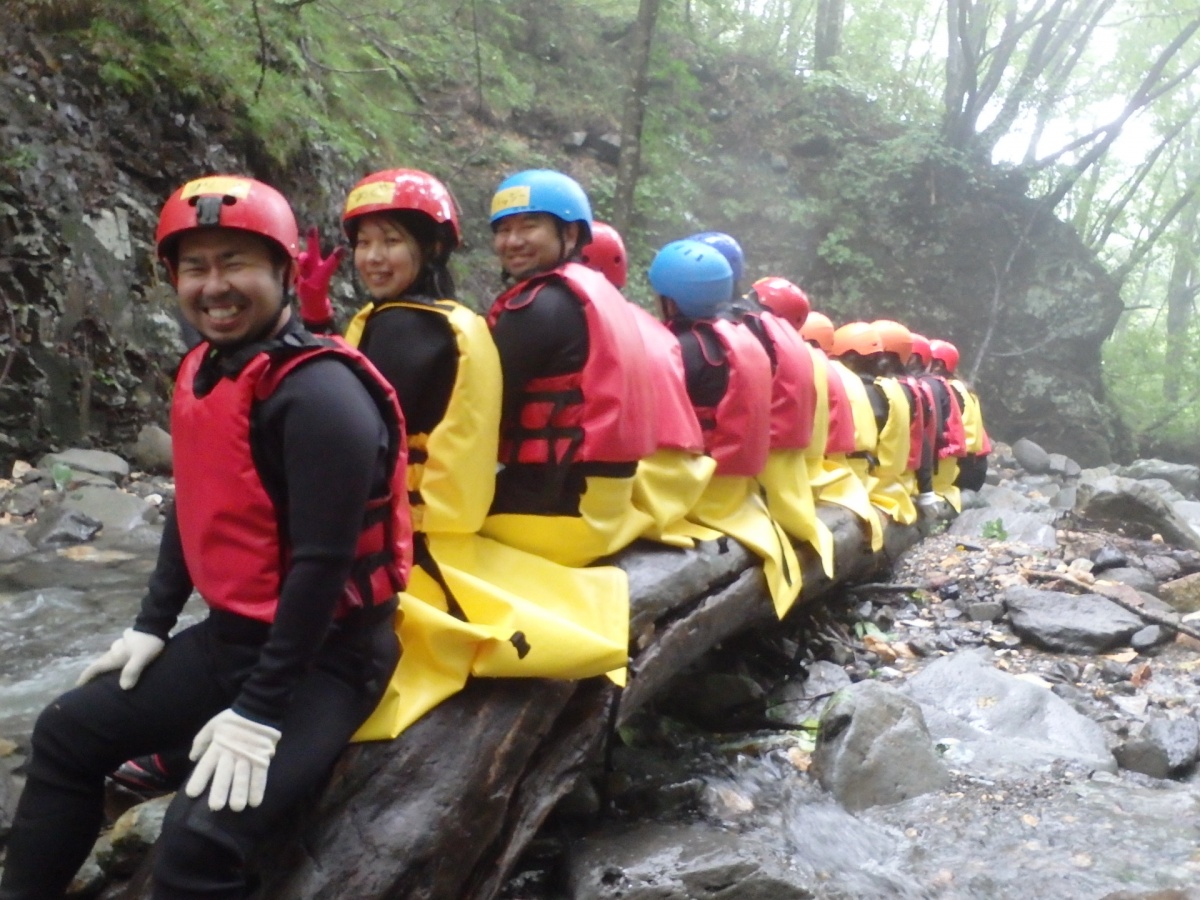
[77,628,166,690]
[185,709,282,812]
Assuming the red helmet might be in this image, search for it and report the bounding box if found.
[909,332,932,367]
[800,310,835,352]
[156,175,300,280]
[831,321,883,358]
[872,319,913,364]
[930,339,960,374]
[342,168,461,247]
[752,276,810,328]
[581,221,627,288]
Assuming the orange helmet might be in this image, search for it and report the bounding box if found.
[909,332,932,367]
[930,339,960,374]
[581,221,627,288]
[752,277,810,328]
[342,168,461,247]
[872,319,913,364]
[156,175,300,281]
[831,321,883,358]
[800,310,835,352]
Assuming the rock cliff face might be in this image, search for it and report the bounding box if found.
[0,21,1128,466]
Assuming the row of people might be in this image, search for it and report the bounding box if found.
[0,167,988,899]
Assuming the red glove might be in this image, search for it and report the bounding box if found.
[295,226,345,327]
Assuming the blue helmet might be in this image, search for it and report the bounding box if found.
[490,169,593,242]
[648,239,734,319]
[688,231,744,285]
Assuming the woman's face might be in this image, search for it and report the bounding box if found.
[353,214,423,301]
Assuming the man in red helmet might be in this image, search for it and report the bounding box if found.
[0,175,412,900]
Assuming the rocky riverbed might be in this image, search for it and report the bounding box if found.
[4,437,1200,898]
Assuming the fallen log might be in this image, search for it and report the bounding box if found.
[123,504,923,900]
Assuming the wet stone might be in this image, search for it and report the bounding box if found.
[1092,546,1129,572]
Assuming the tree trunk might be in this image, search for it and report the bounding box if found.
[611,0,662,238]
[813,0,844,71]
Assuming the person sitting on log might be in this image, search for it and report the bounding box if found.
[481,169,657,566]
[831,321,919,526]
[872,318,939,518]
[0,175,412,900]
[581,221,718,548]
[930,338,992,493]
[789,308,884,553]
[910,332,968,511]
[741,275,836,579]
[650,238,802,618]
[290,168,631,736]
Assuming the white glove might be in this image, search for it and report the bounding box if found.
[185,709,282,812]
[77,628,166,690]
[915,492,943,514]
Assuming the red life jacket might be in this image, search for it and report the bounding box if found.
[172,335,412,623]
[688,319,773,476]
[897,376,928,471]
[487,261,657,466]
[628,304,704,453]
[743,311,817,451]
[924,374,967,459]
[821,353,857,454]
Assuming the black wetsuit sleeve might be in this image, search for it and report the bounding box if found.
[357,305,458,436]
[132,505,194,640]
[676,328,728,408]
[489,282,588,429]
[233,356,391,726]
[865,379,890,432]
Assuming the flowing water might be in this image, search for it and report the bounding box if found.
[0,530,199,743]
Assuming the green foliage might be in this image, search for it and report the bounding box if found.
[981,518,1008,541]
[1103,316,1200,452]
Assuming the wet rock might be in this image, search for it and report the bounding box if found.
[38,448,131,484]
[661,672,765,731]
[766,660,851,727]
[1004,587,1146,653]
[3,482,44,517]
[949,508,1059,548]
[1012,438,1052,474]
[966,601,1004,622]
[1130,625,1171,653]
[1092,545,1129,573]
[812,680,949,811]
[93,794,170,878]
[904,649,1116,775]
[0,526,34,562]
[1046,453,1082,478]
[1097,567,1158,595]
[1140,479,1188,504]
[978,484,1037,511]
[567,823,816,899]
[62,485,153,533]
[23,504,104,546]
[1117,460,1200,498]
[1158,573,1200,614]
[1051,486,1078,509]
[132,425,172,474]
[0,761,14,838]
[1113,716,1200,779]
[1143,555,1182,582]
[1076,477,1200,552]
